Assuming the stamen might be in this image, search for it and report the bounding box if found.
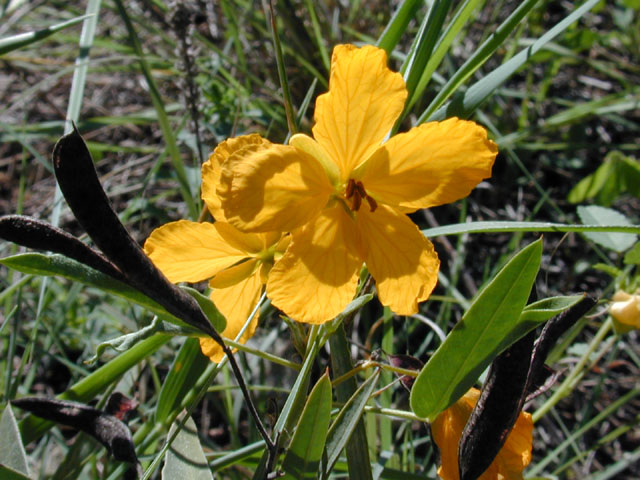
[345,178,356,198]
[351,193,362,211]
[344,179,377,212]
[365,195,378,212]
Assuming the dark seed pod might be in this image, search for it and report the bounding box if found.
[0,215,125,281]
[458,330,535,480]
[52,127,220,342]
[457,294,597,480]
[528,295,597,392]
[13,397,138,464]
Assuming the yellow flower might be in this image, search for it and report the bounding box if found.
[431,388,533,480]
[144,135,288,362]
[218,44,498,323]
[610,289,640,333]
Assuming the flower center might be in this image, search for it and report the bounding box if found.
[345,179,378,212]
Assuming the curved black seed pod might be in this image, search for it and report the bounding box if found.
[458,330,535,480]
[52,127,219,341]
[13,397,138,464]
[0,215,125,281]
[528,294,597,393]
[458,295,597,480]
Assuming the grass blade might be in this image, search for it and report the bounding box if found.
[377,0,423,54]
[423,0,602,122]
[423,220,640,237]
[280,372,332,480]
[0,15,90,56]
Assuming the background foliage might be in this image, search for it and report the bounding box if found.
[1,0,639,478]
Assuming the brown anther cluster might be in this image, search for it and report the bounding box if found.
[345,179,378,212]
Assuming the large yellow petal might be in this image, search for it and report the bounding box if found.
[312,44,407,179]
[144,220,249,283]
[200,270,263,362]
[354,118,497,210]
[431,391,474,480]
[201,134,270,221]
[488,411,533,479]
[266,205,361,324]
[356,205,439,315]
[218,142,333,232]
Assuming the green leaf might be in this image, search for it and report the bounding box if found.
[519,295,586,323]
[568,157,616,204]
[0,466,31,480]
[281,372,332,480]
[376,0,423,54]
[182,287,227,333]
[410,239,543,421]
[0,253,225,332]
[0,405,30,477]
[0,15,91,56]
[162,416,214,480]
[329,324,372,479]
[577,206,637,252]
[624,243,640,265]
[156,338,210,425]
[325,370,381,475]
[87,319,200,363]
[417,0,540,121]
[405,0,486,113]
[592,263,625,279]
[568,151,640,206]
[401,0,451,107]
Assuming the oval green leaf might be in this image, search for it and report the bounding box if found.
[577,205,637,252]
[281,371,332,480]
[519,295,585,323]
[325,370,380,474]
[0,405,30,477]
[410,239,543,421]
[162,416,214,480]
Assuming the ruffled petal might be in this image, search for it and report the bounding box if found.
[201,134,271,221]
[290,133,340,186]
[313,44,407,179]
[266,205,361,323]
[356,205,439,315]
[144,220,249,283]
[354,118,497,210]
[218,142,333,232]
[200,271,263,362]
